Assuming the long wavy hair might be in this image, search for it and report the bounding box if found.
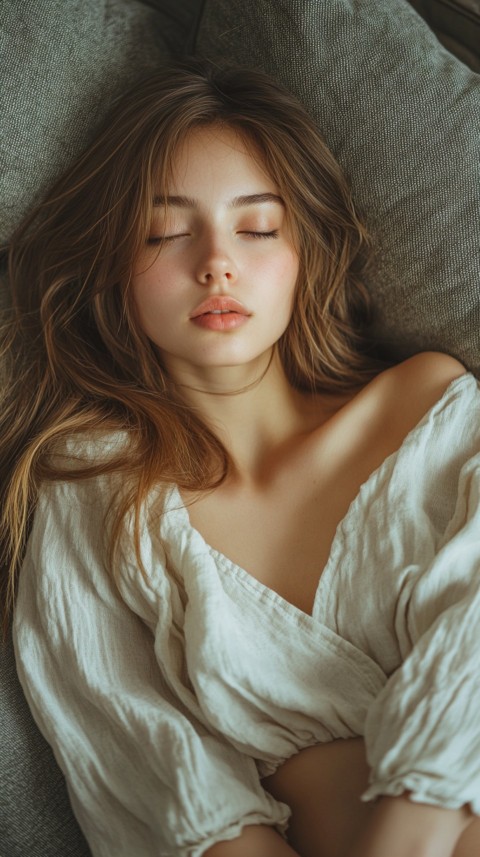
[0,58,383,629]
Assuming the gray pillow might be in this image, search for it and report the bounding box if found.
[0,0,184,249]
[1,630,92,857]
[195,0,480,373]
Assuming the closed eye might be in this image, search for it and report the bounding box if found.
[146,234,189,245]
[240,230,279,239]
[146,230,280,245]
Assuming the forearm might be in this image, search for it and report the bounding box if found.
[202,824,300,857]
[346,794,472,857]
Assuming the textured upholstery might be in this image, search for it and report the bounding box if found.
[409,0,480,69]
[1,629,91,856]
[0,0,199,248]
[195,0,480,374]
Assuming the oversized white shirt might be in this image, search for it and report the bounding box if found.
[13,372,480,857]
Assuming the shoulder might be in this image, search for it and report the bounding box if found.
[360,351,467,413]
[381,351,467,412]
[385,350,467,388]
[361,352,470,452]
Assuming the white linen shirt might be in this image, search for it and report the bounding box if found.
[13,373,480,857]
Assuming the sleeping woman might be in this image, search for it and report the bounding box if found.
[1,58,480,857]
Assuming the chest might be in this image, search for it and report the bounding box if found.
[185,433,391,615]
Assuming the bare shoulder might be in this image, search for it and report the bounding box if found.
[382,351,466,400]
[310,353,467,500]
[372,351,467,440]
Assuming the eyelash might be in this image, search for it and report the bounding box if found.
[146,236,177,245]
[146,230,279,245]
[242,230,279,240]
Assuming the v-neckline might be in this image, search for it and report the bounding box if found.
[167,374,471,621]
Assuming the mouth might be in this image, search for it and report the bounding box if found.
[190,296,251,319]
[190,297,251,331]
[207,309,236,315]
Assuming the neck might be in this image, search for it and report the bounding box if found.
[169,349,326,482]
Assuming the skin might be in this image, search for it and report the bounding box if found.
[131,125,478,856]
[133,125,299,393]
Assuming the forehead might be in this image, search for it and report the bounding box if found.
[164,125,278,200]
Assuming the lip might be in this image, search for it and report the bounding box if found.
[190,296,251,319]
[191,312,249,331]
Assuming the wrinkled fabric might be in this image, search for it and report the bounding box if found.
[14,373,480,856]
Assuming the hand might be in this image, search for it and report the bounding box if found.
[345,793,472,857]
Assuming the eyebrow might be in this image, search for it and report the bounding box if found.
[153,193,284,209]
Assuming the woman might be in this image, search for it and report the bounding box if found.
[1,59,479,857]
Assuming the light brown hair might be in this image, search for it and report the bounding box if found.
[0,58,383,630]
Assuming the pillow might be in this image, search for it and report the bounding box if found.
[0,0,185,251]
[409,0,480,71]
[194,0,480,374]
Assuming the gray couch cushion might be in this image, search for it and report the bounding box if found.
[1,630,92,856]
[0,0,184,249]
[409,0,480,70]
[195,0,480,374]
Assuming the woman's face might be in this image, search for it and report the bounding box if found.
[132,125,299,385]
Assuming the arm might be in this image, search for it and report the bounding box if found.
[357,453,480,854]
[13,477,290,857]
[264,738,473,857]
[347,795,472,857]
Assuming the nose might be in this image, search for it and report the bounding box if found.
[195,237,238,286]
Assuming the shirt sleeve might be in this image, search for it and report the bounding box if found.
[362,450,480,814]
[13,477,289,857]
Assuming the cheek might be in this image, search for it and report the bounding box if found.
[262,249,299,307]
[132,262,179,318]
[278,253,300,322]
[131,275,155,323]
[131,274,182,348]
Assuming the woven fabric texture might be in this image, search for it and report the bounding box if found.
[0,631,92,856]
[409,0,480,69]
[195,0,480,374]
[0,0,180,249]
